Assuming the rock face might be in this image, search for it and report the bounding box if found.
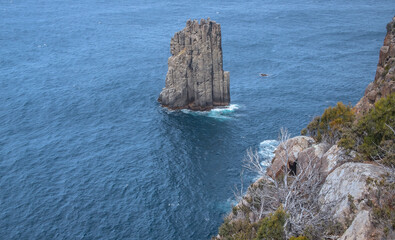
[296,142,331,175]
[338,210,373,240]
[355,16,395,117]
[158,18,230,110]
[214,17,395,240]
[266,136,348,178]
[318,162,390,240]
[319,162,388,223]
[319,144,355,174]
[266,136,315,178]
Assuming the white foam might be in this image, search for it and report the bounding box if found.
[181,104,240,119]
[258,140,278,167]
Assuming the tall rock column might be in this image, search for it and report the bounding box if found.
[158,18,230,111]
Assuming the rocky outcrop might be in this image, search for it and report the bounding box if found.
[338,210,373,240]
[214,17,395,240]
[318,162,390,240]
[158,18,230,110]
[355,17,395,117]
[319,163,388,223]
[316,143,356,175]
[266,136,350,178]
[296,142,331,175]
[266,136,315,178]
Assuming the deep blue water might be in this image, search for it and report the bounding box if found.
[1,0,394,239]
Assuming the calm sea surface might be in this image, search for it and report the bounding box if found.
[1,0,394,239]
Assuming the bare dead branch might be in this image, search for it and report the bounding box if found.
[236,127,339,239]
[385,123,395,135]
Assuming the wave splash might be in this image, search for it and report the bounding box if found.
[258,140,279,167]
[181,104,240,119]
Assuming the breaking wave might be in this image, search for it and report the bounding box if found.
[181,104,240,119]
[258,140,279,167]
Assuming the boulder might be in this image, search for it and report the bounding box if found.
[338,210,373,240]
[318,162,388,223]
[296,142,330,176]
[266,136,315,178]
[319,144,355,175]
[158,18,230,110]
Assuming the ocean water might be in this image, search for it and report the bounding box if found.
[1,0,394,239]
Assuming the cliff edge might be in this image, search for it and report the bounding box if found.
[158,18,230,111]
[213,17,395,240]
[355,16,395,117]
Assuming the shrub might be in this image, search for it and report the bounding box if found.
[366,175,395,237]
[382,64,391,78]
[347,194,356,213]
[356,93,394,164]
[340,93,395,166]
[302,102,354,144]
[289,236,308,240]
[254,206,287,240]
[325,221,346,237]
[217,218,258,240]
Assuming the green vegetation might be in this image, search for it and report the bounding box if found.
[366,175,395,237]
[325,221,346,237]
[301,94,394,167]
[216,94,394,240]
[339,93,395,166]
[289,236,308,240]
[217,218,258,240]
[347,194,356,213]
[255,206,287,240]
[382,64,391,77]
[215,206,288,240]
[301,102,354,144]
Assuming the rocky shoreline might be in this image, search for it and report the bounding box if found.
[213,16,395,240]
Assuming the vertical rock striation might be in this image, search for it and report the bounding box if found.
[355,16,395,117]
[158,18,230,111]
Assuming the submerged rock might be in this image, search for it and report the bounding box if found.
[158,18,230,111]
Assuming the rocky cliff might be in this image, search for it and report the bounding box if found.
[158,18,230,111]
[214,17,395,240]
[355,16,395,117]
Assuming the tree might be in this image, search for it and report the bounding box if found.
[241,128,338,239]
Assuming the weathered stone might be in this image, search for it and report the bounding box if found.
[296,142,330,175]
[319,144,355,175]
[366,89,377,102]
[319,162,388,223]
[266,136,315,178]
[355,17,395,117]
[339,210,373,240]
[158,18,230,110]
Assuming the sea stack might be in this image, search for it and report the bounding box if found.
[158,18,230,111]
